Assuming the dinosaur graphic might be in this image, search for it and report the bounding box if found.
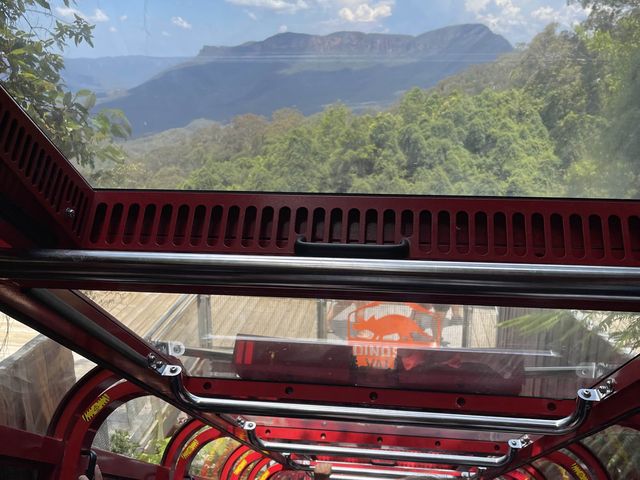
[352,314,434,343]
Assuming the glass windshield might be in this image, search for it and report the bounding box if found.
[0,311,95,434]
[84,291,640,399]
[3,1,640,198]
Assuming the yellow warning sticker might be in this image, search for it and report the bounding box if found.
[82,394,110,422]
[181,439,200,460]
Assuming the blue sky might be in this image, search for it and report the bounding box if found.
[48,0,589,58]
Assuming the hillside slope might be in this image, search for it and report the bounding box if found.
[100,24,512,135]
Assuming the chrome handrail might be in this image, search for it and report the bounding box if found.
[169,374,600,435]
[4,249,640,305]
[242,421,518,468]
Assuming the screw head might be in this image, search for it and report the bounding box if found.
[147,354,157,365]
[582,390,592,398]
[64,207,76,219]
[169,366,179,374]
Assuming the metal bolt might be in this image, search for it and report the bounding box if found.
[582,390,592,398]
[64,207,76,219]
[154,361,164,369]
[598,385,609,394]
[147,353,157,365]
[169,366,179,374]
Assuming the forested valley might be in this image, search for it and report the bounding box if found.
[74,2,640,198]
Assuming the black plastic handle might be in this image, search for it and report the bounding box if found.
[82,449,97,480]
[294,237,410,259]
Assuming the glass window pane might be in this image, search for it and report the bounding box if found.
[0,312,95,434]
[84,291,639,398]
[189,437,240,478]
[92,397,182,464]
[583,425,640,478]
[2,2,637,198]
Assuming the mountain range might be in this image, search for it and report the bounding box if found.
[81,24,512,136]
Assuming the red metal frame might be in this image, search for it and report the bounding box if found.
[161,417,207,468]
[255,425,508,454]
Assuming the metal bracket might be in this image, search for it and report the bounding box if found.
[578,379,615,402]
[152,340,186,357]
[147,353,182,376]
[507,436,531,450]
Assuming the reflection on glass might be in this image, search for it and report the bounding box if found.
[189,437,240,478]
[92,397,181,464]
[85,291,639,399]
[583,425,640,478]
[0,312,95,434]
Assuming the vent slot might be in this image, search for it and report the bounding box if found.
[157,205,173,246]
[494,212,507,255]
[365,209,377,244]
[140,205,156,245]
[90,203,107,243]
[608,215,624,259]
[550,214,565,257]
[512,213,526,256]
[418,210,432,252]
[276,207,291,247]
[329,208,343,243]
[241,206,257,247]
[569,214,585,258]
[224,206,240,247]
[588,215,604,259]
[259,206,274,247]
[474,212,488,255]
[123,204,140,245]
[295,207,308,238]
[383,210,395,244]
[347,209,360,243]
[173,205,189,246]
[190,205,206,246]
[456,211,469,254]
[207,206,223,246]
[630,216,640,260]
[106,204,124,245]
[531,213,545,257]
[401,210,413,238]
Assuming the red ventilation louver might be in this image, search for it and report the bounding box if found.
[2,84,640,265]
[86,190,640,266]
[0,86,92,247]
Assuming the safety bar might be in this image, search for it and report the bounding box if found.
[242,422,518,468]
[297,462,475,478]
[330,474,464,480]
[4,249,640,306]
[168,374,602,435]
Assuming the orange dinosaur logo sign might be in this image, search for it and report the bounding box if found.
[348,302,438,369]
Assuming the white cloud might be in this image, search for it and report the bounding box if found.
[120,14,128,21]
[226,0,310,13]
[171,16,192,29]
[464,0,491,14]
[338,2,392,23]
[531,4,588,25]
[463,0,590,41]
[56,6,109,23]
[109,26,117,32]
[161,30,171,37]
[92,8,109,22]
[245,10,258,20]
[279,24,289,32]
